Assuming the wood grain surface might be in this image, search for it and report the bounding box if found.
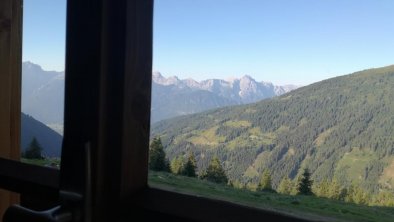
[0,0,22,219]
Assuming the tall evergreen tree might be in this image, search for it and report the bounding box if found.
[182,152,197,177]
[328,179,342,200]
[149,137,170,171]
[351,185,370,205]
[297,169,313,195]
[23,137,44,159]
[314,179,330,198]
[170,155,184,174]
[277,176,292,195]
[291,176,301,195]
[344,184,370,205]
[345,184,355,203]
[200,156,228,184]
[258,169,273,191]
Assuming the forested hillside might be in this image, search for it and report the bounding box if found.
[21,113,62,157]
[151,65,394,193]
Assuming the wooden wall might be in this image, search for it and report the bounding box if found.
[0,0,22,219]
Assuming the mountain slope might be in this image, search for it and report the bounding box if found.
[21,113,62,157]
[151,65,394,193]
[22,62,65,125]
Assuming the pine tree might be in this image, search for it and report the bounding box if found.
[313,179,330,198]
[328,179,342,200]
[352,186,370,205]
[291,176,301,195]
[297,168,313,195]
[200,156,228,184]
[170,156,184,174]
[339,187,348,202]
[345,184,355,203]
[258,169,273,191]
[149,137,170,171]
[277,176,292,195]
[344,183,370,205]
[23,137,44,159]
[182,152,197,177]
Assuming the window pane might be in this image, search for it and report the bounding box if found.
[149,1,394,221]
[21,0,66,168]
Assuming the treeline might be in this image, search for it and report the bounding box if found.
[150,137,394,207]
[236,167,394,207]
[149,137,227,184]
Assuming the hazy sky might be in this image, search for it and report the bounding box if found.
[24,0,394,85]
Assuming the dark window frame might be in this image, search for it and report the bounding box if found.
[0,0,310,221]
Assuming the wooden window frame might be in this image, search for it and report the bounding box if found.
[0,0,23,217]
[0,0,310,221]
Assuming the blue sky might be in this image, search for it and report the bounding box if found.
[24,0,394,85]
[23,0,66,72]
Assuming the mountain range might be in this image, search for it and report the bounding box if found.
[21,62,298,127]
[20,62,297,158]
[22,61,65,131]
[151,65,394,193]
[152,72,298,122]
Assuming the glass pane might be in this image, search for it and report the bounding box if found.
[149,1,394,221]
[21,0,66,168]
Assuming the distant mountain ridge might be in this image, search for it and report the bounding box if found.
[151,72,298,122]
[22,61,65,126]
[153,71,298,103]
[21,62,298,125]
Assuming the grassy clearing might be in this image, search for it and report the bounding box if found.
[250,151,271,172]
[226,135,251,150]
[224,120,252,128]
[188,126,226,146]
[259,132,276,145]
[314,128,333,147]
[299,117,308,126]
[275,125,290,134]
[149,171,394,222]
[335,148,377,182]
[243,165,259,179]
[226,130,275,151]
[248,127,262,137]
